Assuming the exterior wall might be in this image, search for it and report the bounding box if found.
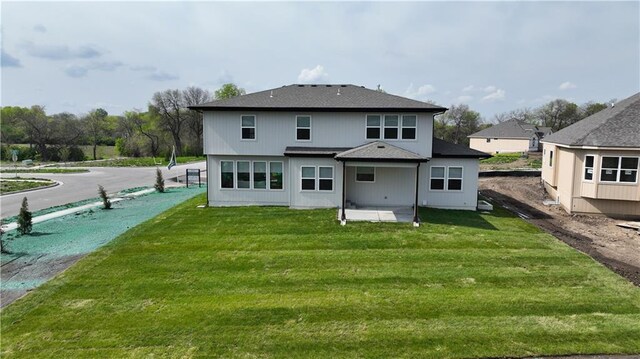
[345,165,416,207]
[420,158,480,210]
[207,155,289,206]
[288,157,343,209]
[541,143,557,187]
[555,147,576,212]
[469,137,531,154]
[203,111,434,157]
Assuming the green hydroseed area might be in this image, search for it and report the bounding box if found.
[0,186,206,290]
[1,198,639,358]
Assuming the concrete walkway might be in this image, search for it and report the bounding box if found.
[338,206,414,223]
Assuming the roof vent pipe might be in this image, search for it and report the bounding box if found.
[337,88,341,96]
[270,90,273,98]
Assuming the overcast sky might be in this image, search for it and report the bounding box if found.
[1,1,638,121]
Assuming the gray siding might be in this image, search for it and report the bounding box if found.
[345,165,416,207]
[203,111,434,157]
[289,157,343,208]
[419,158,479,210]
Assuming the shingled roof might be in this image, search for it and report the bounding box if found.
[335,141,428,162]
[189,84,446,112]
[468,119,551,139]
[432,138,492,158]
[542,93,640,148]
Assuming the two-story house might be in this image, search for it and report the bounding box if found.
[468,119,552,154]
[190,84,490,224]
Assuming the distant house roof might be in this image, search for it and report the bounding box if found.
[542,93,640,148]
[335,141,428,162]
[432,138,492,158]
[189,84,447,113]
[468,119,552,139]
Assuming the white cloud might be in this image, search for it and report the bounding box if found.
[462,85,475,92]
[483,85,497,93]
[404,83,436,99]
[455,95,474,103]
[481,88,506,102]
[297,65,328,83]
[558,81,577,90]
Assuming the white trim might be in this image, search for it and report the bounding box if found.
[365,114,382,140]
[295,115,312,142]
[220,160,235,190]
[365,113,419,141]
[582,154,595,182]
[236,160,252,190]
[269,161,285,191]
[428,165,463,191]
[429,166,446,191]
[299,165,335,192]
[447,166,464,192]
[220,159,285,191]
[541,141,640,151]
[318,166,335,192]
[240,114,256,141]
[599,155,639,184]
[252,161,268,190]
[355,166,376,183]
[401,115,418,141]
[383,114,400,140]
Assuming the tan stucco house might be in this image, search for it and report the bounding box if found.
[468,119,552,154]
[541,92,640,218]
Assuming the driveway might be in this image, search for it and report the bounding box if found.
[0,161,205,218]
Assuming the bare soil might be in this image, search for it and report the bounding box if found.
[479,176,640,286]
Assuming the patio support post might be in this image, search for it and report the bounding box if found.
[413,162,420,226]
[341,161,347,224]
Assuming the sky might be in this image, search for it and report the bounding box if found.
[1,1,639,121]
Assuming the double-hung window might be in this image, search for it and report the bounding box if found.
[253,162,267,189]
[447,167,463,190]
[430,167,445,190]
[430,166,463,191]
[269,162,283,190]
[236,161,251,189]
[301,166,334,191]
[296,116,311,141]
[355,166,375,182]
[384,115,399,139]
[401,115,417,140]
[583,155,594,181]
[220,161,234,189]
[601,156,638,183]
[366,115,381,139]
[241,115,256,140]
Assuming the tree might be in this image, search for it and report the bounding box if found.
[215,83,245,100]
[83,108,108,160]
[98,185,111,209]
[183,86,212,155]
[17,197,33,235]
[582,102,608,118]
[20,105,56,161]
[439,104,483,145]
[493,107,536,124]
[151,89,186,156]
[155,168,165,193]
[124,111,162,158]
[536,99,580,131]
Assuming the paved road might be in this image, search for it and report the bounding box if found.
[0,162,206,218]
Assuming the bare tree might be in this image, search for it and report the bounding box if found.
[183,86,212,156]
[21,106,56,161]
[151,89,186,156]
[125,111,162,158]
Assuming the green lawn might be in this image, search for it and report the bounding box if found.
[66,156,204,167]
[0,168,88,174]
[2,196,639,358]
[0,178,54,194]
[480,152,521,164]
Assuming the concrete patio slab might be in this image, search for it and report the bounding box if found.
[338,207,415,223]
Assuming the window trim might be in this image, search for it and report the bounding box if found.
[236,160,252,190]
[429,166,446,191]
[220,160,235,189]
[365,114,418,141]
[447,166,464,192]
[240,114,256,141]
[269,161,284,191]
[583,154,595,182]
[365,114,382,140]
[295,115,312,142]
[383,114,400,140]
[429,165,464,191]
[252,161,268,190]
[300,165,335,192]
[355,166,376,183]
[600,156,639,184]
[401,115,417,141]
[220,160,285,191]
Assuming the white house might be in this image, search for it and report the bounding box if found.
[190,84,490,224]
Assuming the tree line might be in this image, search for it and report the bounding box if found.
[435,99,610,146]
[0,83,245,162]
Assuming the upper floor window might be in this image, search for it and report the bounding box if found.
[296,116,311,141]
[241,115,256,140]
[601,156,638,183]
[401,115,417,140]
[583,155,594,181]
[366,114,417,140]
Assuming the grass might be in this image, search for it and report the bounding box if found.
[1,197,639,358]
[78,145,117,160]
[0,168,88,174]
[66,156,204,167]
[0,178,54,194]
[480,152,522,164]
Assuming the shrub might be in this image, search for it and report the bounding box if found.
[155,168,165,193]
[17,197,33,235]
[98,185,112,209]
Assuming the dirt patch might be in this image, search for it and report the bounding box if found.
[479,176,640,286]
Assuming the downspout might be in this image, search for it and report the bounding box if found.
[341,160,347,225]
[413,162,421,227]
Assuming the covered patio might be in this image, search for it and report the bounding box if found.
[336,206,415,223]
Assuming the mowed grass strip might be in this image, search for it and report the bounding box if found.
[2,196,639,358]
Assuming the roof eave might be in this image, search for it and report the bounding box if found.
[189,106,446,113]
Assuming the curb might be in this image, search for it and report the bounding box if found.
[0,181,61,197]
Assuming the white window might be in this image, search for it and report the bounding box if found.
[430,166,445,190]
[319,167,334,191]
[583,155,594,181]
[296,116,311,141]
[355,166,375,182]
[269,162,283,190]
[236,161,251,188]
[601,156,639,183]
[301,166,316,191]
[220,161,234,189]
[241,115,256,140]
[430,166,463,191]
[447,167,463,191]
[366,115,381,139]
[253,162,267,189]
[384,115,399,139]
[401,115,417,140]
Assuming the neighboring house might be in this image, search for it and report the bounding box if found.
[468,119,552,154]
[190,84,490,224]
[541,93,640,218]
